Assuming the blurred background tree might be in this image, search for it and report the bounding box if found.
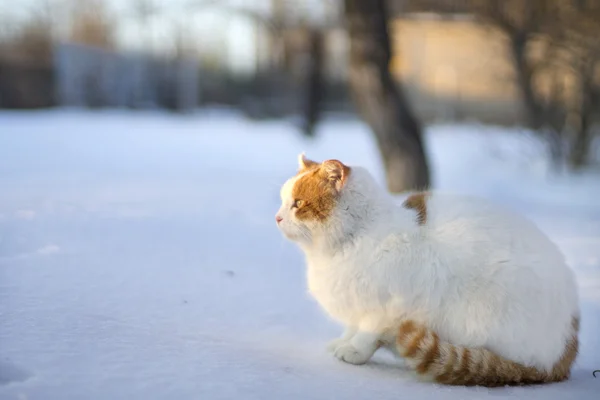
[465,0,600,169]
[406,0,600,170]
[344,0,431,192]
[69,0,115,50]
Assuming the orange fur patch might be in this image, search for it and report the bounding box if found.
[403,192,429,225]
[291,160,351,222]
[397,316,580,387]
[403,326,427,358]
[416,330,439,374]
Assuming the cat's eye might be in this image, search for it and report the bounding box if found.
[292,199,304,209]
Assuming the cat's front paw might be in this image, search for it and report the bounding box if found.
[326,338,348,353]
[333,343,370,365]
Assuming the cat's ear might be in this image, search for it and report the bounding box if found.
[298,152,318,171]
[322,159,351,192]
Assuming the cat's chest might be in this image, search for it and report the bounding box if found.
[305,257,379,321]
[306,260,355,299]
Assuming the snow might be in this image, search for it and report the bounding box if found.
[0,109,599,400]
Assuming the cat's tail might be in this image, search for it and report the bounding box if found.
[395,319,579,387]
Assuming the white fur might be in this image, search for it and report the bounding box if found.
[276,163,580,372]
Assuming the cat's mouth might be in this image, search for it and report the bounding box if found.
[280,230,297,240]
[278,227,302,242]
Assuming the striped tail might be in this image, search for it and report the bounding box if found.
[396,319,579,387]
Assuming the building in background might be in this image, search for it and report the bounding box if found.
[389,12,522,125]
[54,42,199,111]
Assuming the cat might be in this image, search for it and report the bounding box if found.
[274,153,580,387]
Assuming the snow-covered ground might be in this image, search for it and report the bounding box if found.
[1,109,598,400]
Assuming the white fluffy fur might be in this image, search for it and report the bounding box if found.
[276,161,580,372]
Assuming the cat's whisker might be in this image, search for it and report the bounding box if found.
[277,236,285,264]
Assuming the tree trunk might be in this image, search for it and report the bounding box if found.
[569,111,592,168]
[569,63,596,168]
[344,0,431,193]
[508,32,565,163]
[302,27,324,138]
[508,33,544,129]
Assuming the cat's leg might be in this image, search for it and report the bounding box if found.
[332,318,383,365]
[326,326,357,353]
[333,330,381,365]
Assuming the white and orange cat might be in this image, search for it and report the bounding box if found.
[275,153,580,387]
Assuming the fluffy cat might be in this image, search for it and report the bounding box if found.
[275,153,580,387]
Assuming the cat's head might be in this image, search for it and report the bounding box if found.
[275,153,376,248]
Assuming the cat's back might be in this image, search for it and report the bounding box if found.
[423,191,534,235]
[400,190,578,318]
[414,191,575,281]
[416,191,564,262]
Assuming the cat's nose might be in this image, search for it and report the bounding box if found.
[275,215,283,224]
